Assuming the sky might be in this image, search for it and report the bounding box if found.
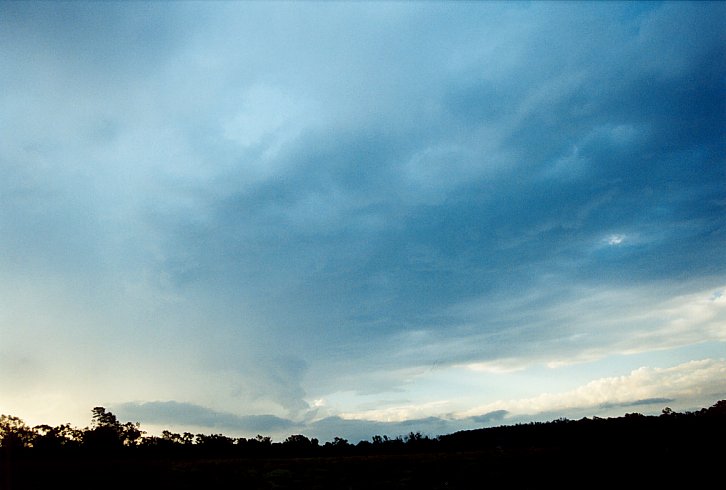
[1,1,725,443]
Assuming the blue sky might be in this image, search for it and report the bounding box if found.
[1,1,725,442]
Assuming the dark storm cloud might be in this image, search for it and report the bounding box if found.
[155,1,725,365]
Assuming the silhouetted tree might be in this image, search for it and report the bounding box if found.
[237,434,272,457]
[282,434,319,456]
[32,423,82,451]
[323,436,351,455]
[195,433,235,455]
[83,407,143,450]
[161,430,180,443]
[0,415,34,450]
[329,436,349,447]
[255,434,272,445]
[121,421,144,446]
[707,400,726,416]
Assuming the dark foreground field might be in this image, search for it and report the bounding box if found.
[4,445,720,490]
[3,401,724,489]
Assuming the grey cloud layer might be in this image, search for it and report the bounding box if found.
[160,4,725,345]
[114,401,294,433]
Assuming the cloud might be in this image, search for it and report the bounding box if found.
[606,234,626,246]
[301,358,726,441]
[113,401,294,434]
[598,398,675,410]
[0,1,724,434]
[468,410,509,425]
[457,358,726,420]
[441,282,726,370]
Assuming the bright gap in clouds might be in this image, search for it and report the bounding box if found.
[0,1,725,440]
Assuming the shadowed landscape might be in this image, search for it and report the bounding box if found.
[2,401,724,489]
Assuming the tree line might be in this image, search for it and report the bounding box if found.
[1,400,725,460]
[0,406,429,458]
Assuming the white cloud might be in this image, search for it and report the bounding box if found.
[458,359,529,374]
[338,400,454,424]
[457,358,726,419]
[320,358,726,425]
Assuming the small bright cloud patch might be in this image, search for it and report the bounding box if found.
[607,234,626,246]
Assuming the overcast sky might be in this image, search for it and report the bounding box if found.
[1,1,725,442]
